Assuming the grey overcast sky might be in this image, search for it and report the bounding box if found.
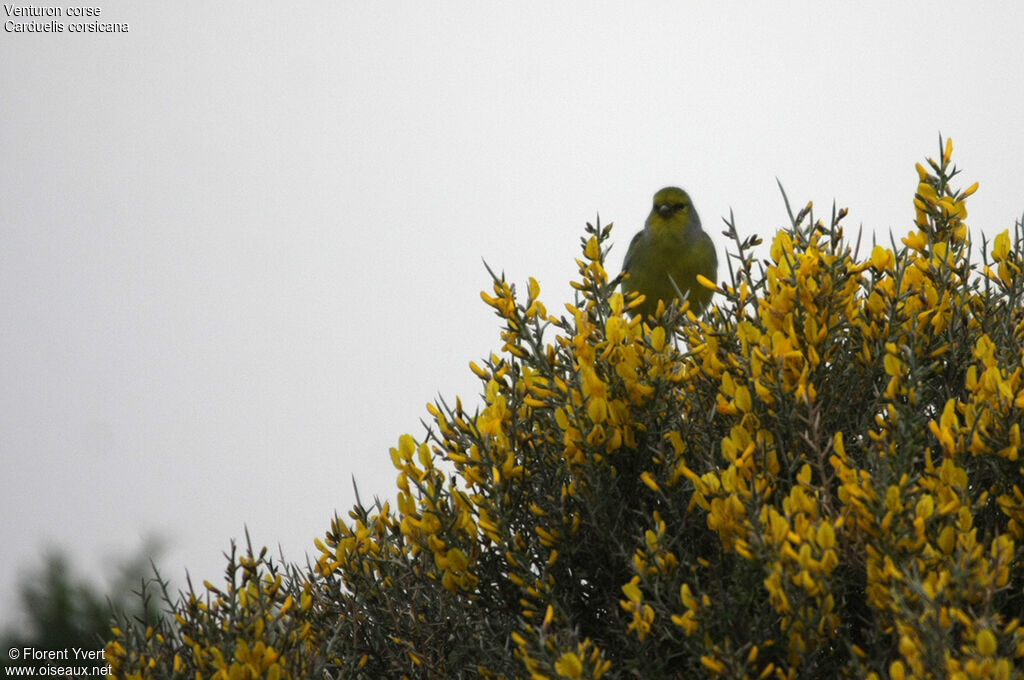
[2,2,1023,623]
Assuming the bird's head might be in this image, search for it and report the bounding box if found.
[647,186,700,234]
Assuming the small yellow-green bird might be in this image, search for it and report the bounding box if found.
[621,187,718,319]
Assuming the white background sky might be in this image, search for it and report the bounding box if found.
[2,2,1023,626]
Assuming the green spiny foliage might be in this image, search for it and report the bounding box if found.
[110,139,1024,679]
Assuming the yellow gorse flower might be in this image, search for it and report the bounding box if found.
[109,139,1024,679]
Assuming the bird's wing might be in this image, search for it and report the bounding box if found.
[622,230,645,272]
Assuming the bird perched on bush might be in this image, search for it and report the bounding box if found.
[621,187,718,318]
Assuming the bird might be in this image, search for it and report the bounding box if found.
[621,187,718,319]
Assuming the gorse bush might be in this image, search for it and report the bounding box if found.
[109,139,1024,679]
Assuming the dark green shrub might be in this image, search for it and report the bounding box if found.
[110,139,1024,679]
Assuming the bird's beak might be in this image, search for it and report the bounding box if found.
[657,203,672,218]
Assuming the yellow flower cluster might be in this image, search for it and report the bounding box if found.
[107,140,1024,678]
[107,543,317,680]
[511,629,611,680]
[674,141,1022,677]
